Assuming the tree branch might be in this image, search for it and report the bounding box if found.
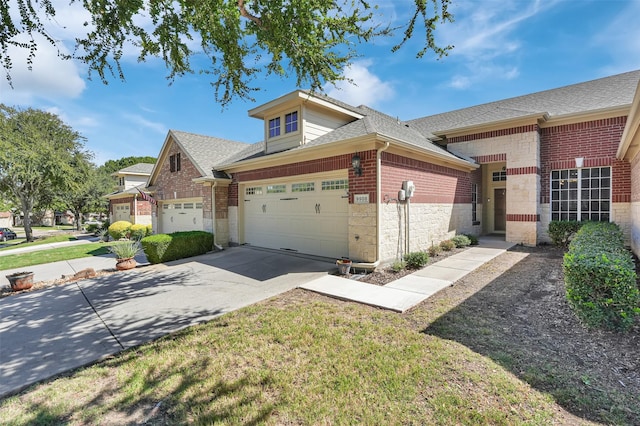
[237,0,262,26]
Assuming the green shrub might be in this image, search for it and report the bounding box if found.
[451,234,471,248]
[427,244,442,257]
[146,224,153,236]
[440,239,456,251]
[463,233,479,245]
[549,220,583,247]
[563,221,640,331]
[129,224,148,241]
[108,221,132,240]
[141,231,214,264]
[404,251,429,269]
[390,261,406,272]
[86,224,100,233]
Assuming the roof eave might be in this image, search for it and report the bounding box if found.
[617,81,640,160]
[432,112,549,138]
[248,90,363,120]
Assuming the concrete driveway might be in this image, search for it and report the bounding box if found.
[0,247,334,398]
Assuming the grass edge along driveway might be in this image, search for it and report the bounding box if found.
[0,241,114,271]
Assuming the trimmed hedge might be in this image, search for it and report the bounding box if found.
[141,231,214,264]
[563,221,640,331]
[108,220,132,240]
[129,224,148,241]
[548,220,583,247]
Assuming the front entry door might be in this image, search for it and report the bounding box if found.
[494,188,506,232]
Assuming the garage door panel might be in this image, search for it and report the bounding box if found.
[243,178,349,258]
[160,201,203,234]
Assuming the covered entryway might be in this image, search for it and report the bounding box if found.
[242,176,349,258]
[160,200,203,234]
[113,203,130,222]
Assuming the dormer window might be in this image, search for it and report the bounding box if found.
[269,117,281,138]
[285,111,298,133]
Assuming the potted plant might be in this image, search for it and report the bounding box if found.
[109,240,141,271]
[336,258,352,275]
[6,271,35,291]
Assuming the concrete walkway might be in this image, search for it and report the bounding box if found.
[300,237,515,312]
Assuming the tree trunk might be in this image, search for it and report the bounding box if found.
[20,198,34,242]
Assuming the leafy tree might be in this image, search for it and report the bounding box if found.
[0,105,88,241]
[100,156,157,175]
[1,1,453,105]
[64,153,110,230]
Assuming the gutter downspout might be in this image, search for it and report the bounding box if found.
[211,182,224,251]
[133,193,138,224]
[352,140,390,270]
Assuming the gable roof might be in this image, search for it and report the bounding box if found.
[116,163,154,175]
[408,70,640,137]
[149,130,248,184]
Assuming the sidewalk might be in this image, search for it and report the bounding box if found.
[300,237,516,312]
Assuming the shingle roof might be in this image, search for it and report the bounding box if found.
[407,70,640,137]
[118,163,155,175]
[304,106,464,162]
[169,130,248,176]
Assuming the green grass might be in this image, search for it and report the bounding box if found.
[0,242,113,270]
[0,298,569,425]
[0,234,80,252]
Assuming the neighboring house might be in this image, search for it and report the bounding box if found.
[0,211,12,228]
[147,70,640,265]
[105,163,155,225]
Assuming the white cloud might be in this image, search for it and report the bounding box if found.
[123,113,167,135]
[324,60,394,107]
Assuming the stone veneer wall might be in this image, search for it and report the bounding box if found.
[379,203,476,263]
[448,127,540,246]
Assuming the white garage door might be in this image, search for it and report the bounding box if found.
[243,177,349,258]
[160,201,203,234]
[113,203,130,222]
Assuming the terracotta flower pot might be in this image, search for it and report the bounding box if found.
[6,272,34,291]
[116,258,137,271]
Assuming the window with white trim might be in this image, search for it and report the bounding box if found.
[471,183,478,224]
[322,179,349,190]
[550,167,611,221]
[285,111,298,133]
[268,117,281,138]
[267,184,286,194]
[292,182,314,192]
[246,187,263,195]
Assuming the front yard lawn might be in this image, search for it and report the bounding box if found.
[0,242,112,271]
[1,247,637,424]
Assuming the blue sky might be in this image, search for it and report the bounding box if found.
[1,0,640,166]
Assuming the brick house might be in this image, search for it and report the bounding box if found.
[105,163,155,225]
[146,70,640,266]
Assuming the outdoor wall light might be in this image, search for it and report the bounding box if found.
[352,154,362,176]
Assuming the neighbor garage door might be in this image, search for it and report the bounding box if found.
[243,176,349,258]
[160,200,203,234]
[113,203,130,222]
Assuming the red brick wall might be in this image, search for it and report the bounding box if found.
[381,152,473,204]
[215,186,229,219]
[539,117,629,203]
[229,153,356,206]
[153,138,208,218]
